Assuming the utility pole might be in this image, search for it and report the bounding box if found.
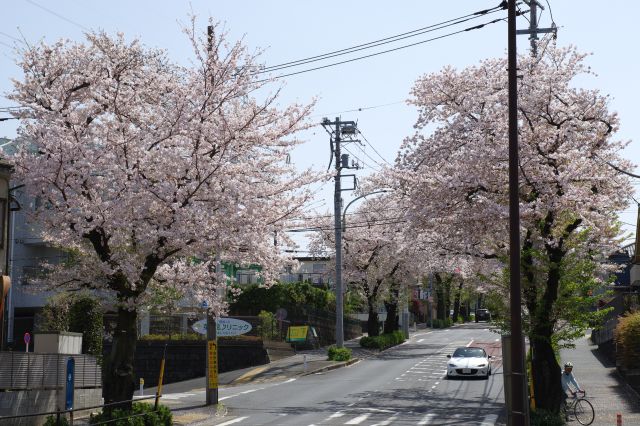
[507,1,527,425]
[321,117,359,348]
[517,0,557,57]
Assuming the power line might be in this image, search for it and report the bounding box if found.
[544,0,556,25]
[310,100,407,119]
[262,17,507,81]
[258,3,508,74]
[286,218,407,233]
[25,0,89,31]
[357,128,392,166]
[0,31,24,44]
[342,145,380,171]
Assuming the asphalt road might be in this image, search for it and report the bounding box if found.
[192,323,506,425]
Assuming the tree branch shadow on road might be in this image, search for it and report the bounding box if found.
[223,386,506,424]
[374,343,448,361]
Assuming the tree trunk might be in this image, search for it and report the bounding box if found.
[103,307,138,411]
[526,235,568,412]
[383,288,399,334]
[452,280,463,321]
[435,274,445,320]
[367,301,380,337]
[531,326,563,411]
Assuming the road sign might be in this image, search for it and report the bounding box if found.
[192,317,253,337]
[216,318,252,337]
[192,319,207,335]
[207,340,218,389]
[287,326,308,342]
[65,357,75,410]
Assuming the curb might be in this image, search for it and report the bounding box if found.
[301,357,360,376]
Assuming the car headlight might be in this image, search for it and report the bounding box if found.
[477,363,487,367]
[448,363,457,367]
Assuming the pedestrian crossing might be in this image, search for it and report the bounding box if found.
[212,411,500,425]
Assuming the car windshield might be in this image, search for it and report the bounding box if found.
[452,348,486,358]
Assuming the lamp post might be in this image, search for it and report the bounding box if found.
[342,190,390,232]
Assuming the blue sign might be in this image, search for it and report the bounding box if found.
[65,357,75,410]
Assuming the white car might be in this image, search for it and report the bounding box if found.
[446,347,492,379]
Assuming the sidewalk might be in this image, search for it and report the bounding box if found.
[561,333,640,425]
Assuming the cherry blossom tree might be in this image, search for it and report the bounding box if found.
[309,192,422,336]
[9,21,317,407]
[396,41,633,410]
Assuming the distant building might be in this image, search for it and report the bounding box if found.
[279,256,331,287]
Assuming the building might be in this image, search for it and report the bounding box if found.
[279,256,331,287]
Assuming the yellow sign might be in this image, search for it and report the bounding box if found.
[287,326,309,342]
[207,340,218,389]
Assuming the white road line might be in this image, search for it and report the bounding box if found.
[328,411,345,419]
[217,417,249,426]
[466,340,474,347]
[481,414,499,425]
[418,338,425,343]
[219,388,261,401]
[345,414,371,424]
[418,413,436,425]
[157,392,196,400]
[371,414,398,426]
[495,338,500,342]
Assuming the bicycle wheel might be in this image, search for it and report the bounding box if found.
[573,398,594,425]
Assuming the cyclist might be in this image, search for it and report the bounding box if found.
[561,361,583,417]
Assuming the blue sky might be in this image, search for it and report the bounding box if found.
[1,1,638,250]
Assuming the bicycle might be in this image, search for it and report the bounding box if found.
[563,390,594,425]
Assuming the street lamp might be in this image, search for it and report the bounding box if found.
[342,190,390,232]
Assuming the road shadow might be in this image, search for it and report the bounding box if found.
[239,386,506,425]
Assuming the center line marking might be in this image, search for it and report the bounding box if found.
[346,414,370,424]
[217,417,249,426]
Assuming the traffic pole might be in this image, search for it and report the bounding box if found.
[507,1,528,424]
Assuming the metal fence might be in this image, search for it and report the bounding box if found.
[0,352,101,390]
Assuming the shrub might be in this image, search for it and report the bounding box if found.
[432,318,453,329]
[327,345,352,361]
[89,402,172,426]
[38,292,103,360]
[530,408,565,426]
[69,293,103,360]
[358,331,405,350]
[257,310,278,340]
[615,311,640,371]
[44,415,69,426]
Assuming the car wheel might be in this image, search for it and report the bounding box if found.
[488,367,492,376]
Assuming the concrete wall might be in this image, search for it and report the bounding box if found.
[104,339,269,387]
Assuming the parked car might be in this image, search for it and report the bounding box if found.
[475,308,491,322]
[446,347,492,379]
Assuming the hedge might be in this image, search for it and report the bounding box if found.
[359,331,405,350]
[615,311,640,371]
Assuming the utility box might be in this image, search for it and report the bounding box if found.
[34,331,83,354]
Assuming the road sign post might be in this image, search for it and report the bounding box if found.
[206,314,218,405]
[66,357,75,425]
